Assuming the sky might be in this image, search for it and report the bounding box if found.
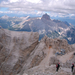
[0,0,75,25]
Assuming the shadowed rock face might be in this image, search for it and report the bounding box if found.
[0,29,39,75]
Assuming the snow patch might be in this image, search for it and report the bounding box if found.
[39,29,46,34]
[68,37,72,41]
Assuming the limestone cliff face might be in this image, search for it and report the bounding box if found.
[0,29,74,75]
[41,35,73,53]
[0,29,39,75]
[23,36,74,75]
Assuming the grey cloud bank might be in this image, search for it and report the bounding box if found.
[0,0,75,17]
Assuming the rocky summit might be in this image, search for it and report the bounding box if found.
[0,29,75,75]
[41,13,51,20]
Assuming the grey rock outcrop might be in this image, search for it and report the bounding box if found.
[0,29,39,75]
[42,36,73,53]
[0,29,74,75]
[22,36,74,75]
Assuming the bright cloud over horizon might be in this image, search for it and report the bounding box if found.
[0,0,75,17]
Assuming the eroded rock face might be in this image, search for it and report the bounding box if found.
[42,36,73,53]
[0,29,74,75]
[0,29,39,75]
[22,36,74,75]
[19,41,47,75]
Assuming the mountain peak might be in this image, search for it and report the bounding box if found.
[1,15,9,19]
[41,13,51,20]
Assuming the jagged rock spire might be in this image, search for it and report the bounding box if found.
[41,13,51,20]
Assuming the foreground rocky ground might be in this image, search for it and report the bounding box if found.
[23,65,72,75]
[0,29,75,75]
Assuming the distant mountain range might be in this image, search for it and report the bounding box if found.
[0,14,75,44]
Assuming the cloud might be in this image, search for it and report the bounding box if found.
[0,10,13,13]
[26,0,42,3]
[0,0,75,17]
